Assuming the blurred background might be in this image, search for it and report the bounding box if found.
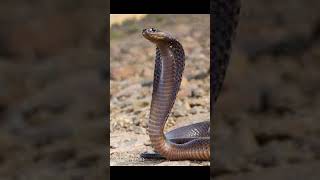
[1,0,319,177]
[110,14,210,166]
[213,0,320,179]
[0,0,108,179]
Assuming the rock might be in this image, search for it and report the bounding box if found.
[190,108,198,114]
[130,125,145,134]
[192,88,205,97]
[111,114,133,130]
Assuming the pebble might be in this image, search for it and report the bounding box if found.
[111,114,133,130]
[192,88,205,97]
[130,125,145,134]
[144,139,151,146]
[190,108,198,115]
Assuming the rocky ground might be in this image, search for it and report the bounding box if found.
[110,14,210,166]
[213,0,320,179]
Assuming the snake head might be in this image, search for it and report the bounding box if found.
[142,28,175,44]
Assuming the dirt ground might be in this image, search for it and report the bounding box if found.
[110,14,210,166]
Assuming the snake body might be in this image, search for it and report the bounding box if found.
[141,3,240,160]
[142,28,210,160]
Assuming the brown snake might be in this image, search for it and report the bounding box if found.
[140,1,240,160]
[141,28,210,160]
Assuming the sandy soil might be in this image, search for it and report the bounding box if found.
[110,14,210,166]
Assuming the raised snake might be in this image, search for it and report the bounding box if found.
[142,28,210,160]
[140,2,240,161]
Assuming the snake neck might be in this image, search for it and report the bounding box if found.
[145,29,209,160]
[148,40,185,157]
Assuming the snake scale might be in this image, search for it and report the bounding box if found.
[141,1,240,161]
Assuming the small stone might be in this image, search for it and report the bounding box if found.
[192,88,205,97]
[190,108,198,114]
[111,114,133,129]
[172,109,186,117]
[110,144,118,149]
[141,120,148,128]
[189,99,205,107]
[133,100,149,108]
[144,139,151,146]
[131,125,145,134]
[132,117,140,126]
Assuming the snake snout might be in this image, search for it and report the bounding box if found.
[142,28,147,34]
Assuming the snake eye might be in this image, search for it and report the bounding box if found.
[150,28,157,32]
